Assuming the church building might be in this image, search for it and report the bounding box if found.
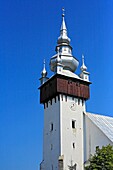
[39,9,113,170]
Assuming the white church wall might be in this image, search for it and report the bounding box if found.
[43,96,61,170]
[60,94,86,170]
[85,115,113,161]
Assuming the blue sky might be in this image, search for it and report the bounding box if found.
[0,0,113,169]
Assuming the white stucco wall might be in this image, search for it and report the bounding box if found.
[85,115,113,162]
[41,94,86,170]
[42,96,61,170]
[60,95,85,170]
[41,94,113,170]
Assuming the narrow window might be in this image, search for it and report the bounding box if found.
[72,142,75,149]
[72,120,76,129]
[51,144,53,150]
[50,123,53,131]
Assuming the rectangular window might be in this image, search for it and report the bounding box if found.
[72,142,75,149]
[51,144,53,150]
[72,120,76,129]
[50,123,53,131]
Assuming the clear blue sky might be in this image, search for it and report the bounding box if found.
[0,0,113,169]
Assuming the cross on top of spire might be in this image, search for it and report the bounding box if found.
[57,8,70,45]
[62,7,65,17]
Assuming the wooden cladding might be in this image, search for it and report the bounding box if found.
[40,75,90,103]
[40,78,57,103]
[57,78,90,99]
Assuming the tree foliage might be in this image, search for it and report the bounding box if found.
[85,144,113,170]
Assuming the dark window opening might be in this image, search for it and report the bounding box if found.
[50,123,53,131]
[73,142,75,148]
[51,144,53,150]
[72,120,76,129]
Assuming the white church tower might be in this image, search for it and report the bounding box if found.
[39,9,91,170]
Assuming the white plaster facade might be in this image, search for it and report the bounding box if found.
[84,113,113,162]
[42,96,60,170]
[41,94,86,170]
[40,92,113,170]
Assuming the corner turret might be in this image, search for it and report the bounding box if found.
[79,55,90,81]
[39,60,49,85]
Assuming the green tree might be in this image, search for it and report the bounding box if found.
[85,144,113,170]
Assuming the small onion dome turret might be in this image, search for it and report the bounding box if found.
[41,59,47,77]
[80,55,87,72]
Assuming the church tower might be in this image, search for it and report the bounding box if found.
[39,9,91,170]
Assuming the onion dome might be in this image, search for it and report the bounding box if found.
[50,8,79,73]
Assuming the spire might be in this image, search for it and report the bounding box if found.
[41,59,47,77]
[40,59,49,85]
[80,55,89,81]
[50,8,79,73]
[60,8,67,32]
[57,8,70,45]
[80,55,87,71]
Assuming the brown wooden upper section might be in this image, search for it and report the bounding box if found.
[39,74,91,104]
